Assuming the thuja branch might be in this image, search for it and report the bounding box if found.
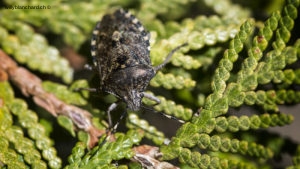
[0,49,103,148]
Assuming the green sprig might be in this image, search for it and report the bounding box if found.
[65,130,143,168]
[143,92,193,121]
[127,113,166,145]
[150,71,196,89]
[161,0,299,166]
[0,82,60,168]
[0,20,73,83]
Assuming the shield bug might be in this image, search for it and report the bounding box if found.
[89,8,187,129]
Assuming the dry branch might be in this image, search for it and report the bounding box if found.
[0,49,104,148]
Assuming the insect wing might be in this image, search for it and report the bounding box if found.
[91,9,151,87]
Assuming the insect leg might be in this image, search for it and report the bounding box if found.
[73,87,98,92]
[106,101,126,133]
[110,110,127,133]
[107,102,118,127]
[143,92,161,106]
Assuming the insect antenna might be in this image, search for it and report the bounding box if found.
[154,43,188,72]
[96,109,128,147]
[141,105,185,124]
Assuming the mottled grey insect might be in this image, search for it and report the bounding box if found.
[90,9,186,127]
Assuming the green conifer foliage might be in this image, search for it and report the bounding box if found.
[0,0,299,168]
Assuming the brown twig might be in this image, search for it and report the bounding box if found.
[132,145,180,169]
[0,49,104,148]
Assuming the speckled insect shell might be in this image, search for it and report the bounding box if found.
[91,9,155,111]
